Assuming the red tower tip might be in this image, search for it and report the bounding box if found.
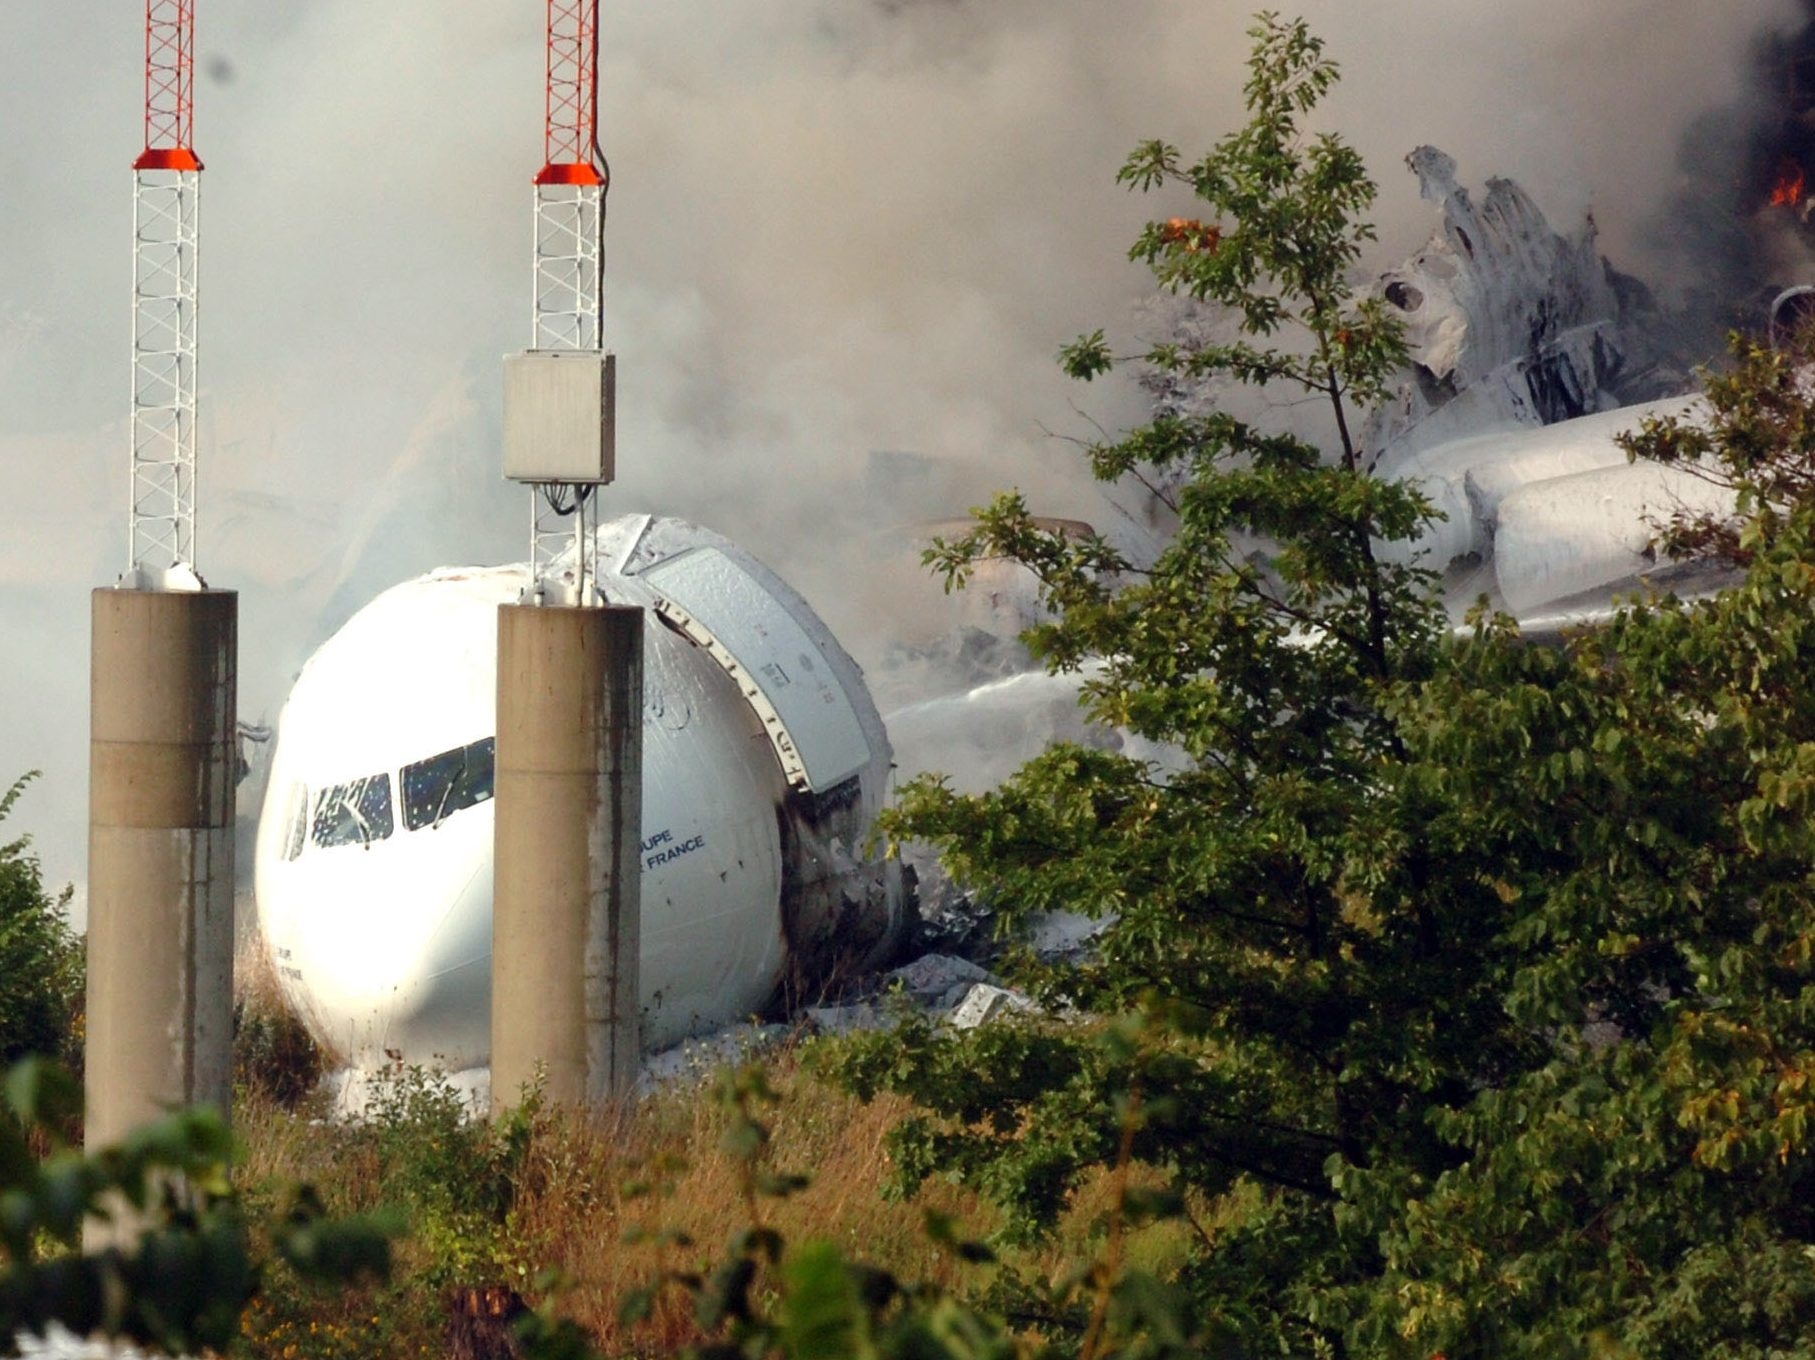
[534,163,604,187]
[134,147,202,172]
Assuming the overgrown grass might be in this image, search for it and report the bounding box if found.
[227,1039,1207,1359]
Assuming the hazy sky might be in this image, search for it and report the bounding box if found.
[0,0,1802,887]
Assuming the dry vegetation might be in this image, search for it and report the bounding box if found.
[226,1017,1197,1359]
[216,934,1213,1358]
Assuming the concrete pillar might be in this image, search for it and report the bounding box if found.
[85,588,237,1156]
[492,603,642,1112]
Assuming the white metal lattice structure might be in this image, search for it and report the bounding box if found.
[131,170,200,585]
[533,185,603,352]
[129,0,204,589]
[524,0,608,605]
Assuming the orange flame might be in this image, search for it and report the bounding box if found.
[1771,160,1807,208]
[1160,217,1222,253]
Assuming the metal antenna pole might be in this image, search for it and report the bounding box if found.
[526,0,607,605]
[494,3,641,1111]
[130,0,203,590]
[88,1,237,1241]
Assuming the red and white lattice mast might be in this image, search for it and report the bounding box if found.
[86,0,237,1189]
[510,0,613,605]
[493,0,639,1112]
[535,0,605,350]
[129,0,204,589]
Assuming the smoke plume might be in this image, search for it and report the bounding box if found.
[0,0,1804,887]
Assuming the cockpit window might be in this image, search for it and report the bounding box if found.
[311,774,395,850]
[402,736,496,831]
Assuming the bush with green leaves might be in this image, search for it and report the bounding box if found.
[360,1063,542,1292]
[825,14,1815,1360]
[0,1058,395,1355]
[1338,330,1815,1358]
[0,775,82,1071]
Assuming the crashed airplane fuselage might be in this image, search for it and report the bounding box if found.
[255,516,907,1072]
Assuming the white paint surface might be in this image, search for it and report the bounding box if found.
[256,517,891,1069]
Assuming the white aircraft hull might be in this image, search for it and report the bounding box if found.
[255,516,903,1071]
[1374,395,1735,616]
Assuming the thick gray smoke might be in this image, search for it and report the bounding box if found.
[0,0,1803,888]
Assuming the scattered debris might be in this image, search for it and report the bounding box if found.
[1367,145,1685,468]
[883,952,994,1003]
[634,1022,791,1094]
[946,982,1033,1029]
[1025,910,1109,960]
[804,1000,899,1037]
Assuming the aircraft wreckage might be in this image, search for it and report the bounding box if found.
[256,148,1789,1075]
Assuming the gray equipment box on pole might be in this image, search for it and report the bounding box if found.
[504,350,617,484]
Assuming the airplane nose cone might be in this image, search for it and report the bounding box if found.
[262,805,495,1070]
[380,856,493,1069]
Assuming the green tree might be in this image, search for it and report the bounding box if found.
[0,775,82,1070]
[830,15,1815,1359]
[0,782,397,1354]
[838,12,1472,1354]
[1321,330,1815,1358]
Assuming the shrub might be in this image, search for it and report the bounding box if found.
[0,773,82,1072]
[362,1063,541,1292]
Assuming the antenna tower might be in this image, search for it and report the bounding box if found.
[525,0,609,603]
[87,0,238,1203]
[493,0,642,1111]
[130,0,203,589]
